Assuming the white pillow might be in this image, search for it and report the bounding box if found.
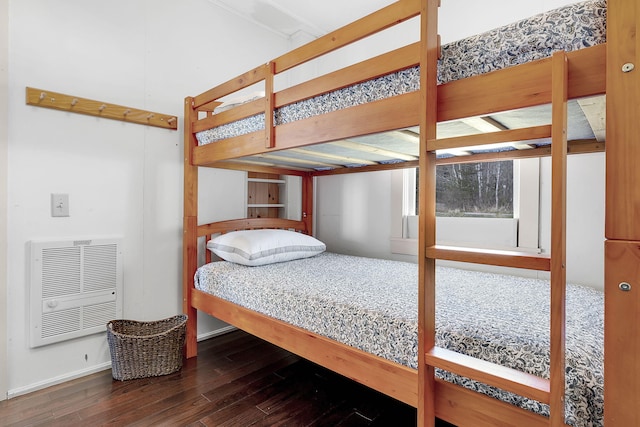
[213,91,265,114]
[207,229,326,267]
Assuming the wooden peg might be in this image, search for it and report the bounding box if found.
[39,92,46,101]
[147,113,154,120]
[99,104,107,112]
[167,117,176,124]
[71,98,78,106]
[123,109,131,116]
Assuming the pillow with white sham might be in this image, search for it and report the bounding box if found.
[213,91,265,114]
[207,229,326,267]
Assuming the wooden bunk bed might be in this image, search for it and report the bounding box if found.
[183,0,639,425]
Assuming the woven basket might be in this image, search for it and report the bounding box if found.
[106,314,187,381]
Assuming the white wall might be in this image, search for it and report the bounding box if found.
[539,153,605,289]
[316,171,416,263]
[1,0,9,402]
[439,0,580,44]
[6,0,288,396]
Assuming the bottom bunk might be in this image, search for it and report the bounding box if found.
[188,221,603,427]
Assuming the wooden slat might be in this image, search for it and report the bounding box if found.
[576,96,606,142]
[460,116,508,132]
[26,87,177,130]
[213,160,310,177]
[437,44,606,124]
[197,218,307,237]
[434,378,559,427]
[193,98,265,133]
[192,64,268,109]
[427,125,552,152]
[289,147,378,166]
[312,160,419,176]
[328,140,417,161]
[219,159,314,173]
[550,50,568,426]
[425,245,551,271]
[425,347,550,404]
[255,153,344,169]
[196,100,223,113]
[273,0,421,74]
[276,43,419,107]
[276,92,421,151]
[433,139,603,166]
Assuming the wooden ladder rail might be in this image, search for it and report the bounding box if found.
[420,51,569,426]
[418,0,439,424]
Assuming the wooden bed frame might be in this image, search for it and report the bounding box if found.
[183,0,639,425]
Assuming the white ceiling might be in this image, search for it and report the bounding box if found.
[210,0,395,38]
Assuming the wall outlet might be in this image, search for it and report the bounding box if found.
[51,193,69,217]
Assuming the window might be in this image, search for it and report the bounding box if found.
[436,161,513,217]
[391,158,540,256]
[402,160,514,217]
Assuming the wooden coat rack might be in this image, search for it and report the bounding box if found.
[26,87,178,130]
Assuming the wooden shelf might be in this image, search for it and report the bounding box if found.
[247,178,286,184]
[247,172,285,219]
[247,204,285,208]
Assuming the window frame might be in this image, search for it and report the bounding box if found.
[390,158,541,256]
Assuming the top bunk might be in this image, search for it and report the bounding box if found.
[184,0,607,176]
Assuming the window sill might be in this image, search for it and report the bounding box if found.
[390,238,418,256]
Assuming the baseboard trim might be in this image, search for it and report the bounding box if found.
[7,361,112,399]
[6,326,238,399]
[197,325,237,342]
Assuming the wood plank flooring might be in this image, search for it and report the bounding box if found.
[0,330,456,426]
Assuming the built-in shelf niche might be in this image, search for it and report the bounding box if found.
[247,172,285,218]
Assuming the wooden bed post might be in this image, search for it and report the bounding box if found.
[604,0,640,424]
[418,0,439,426]
[550,51,568,427]
[302,173,314,235]
[183,96,199,358]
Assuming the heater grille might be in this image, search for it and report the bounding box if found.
[30,238,123,348]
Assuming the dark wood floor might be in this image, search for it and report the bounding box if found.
[0,330,455,426]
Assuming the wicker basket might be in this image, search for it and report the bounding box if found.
[106,314,187,381]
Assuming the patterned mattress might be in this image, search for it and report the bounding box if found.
[195,252,604,426]
[196,0,607,146]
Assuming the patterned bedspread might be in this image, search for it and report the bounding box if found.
[194,252,604,426]
[196,0,606,146]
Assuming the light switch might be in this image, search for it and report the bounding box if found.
[51,193,69,217]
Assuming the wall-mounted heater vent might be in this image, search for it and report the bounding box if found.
[29,238,123,348]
